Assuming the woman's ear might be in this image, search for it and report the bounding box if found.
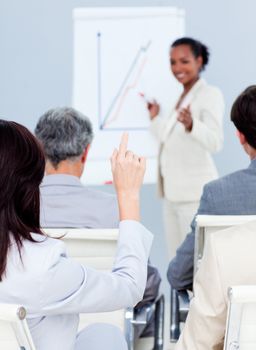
[197,56,203,71]
[236,130,246,145]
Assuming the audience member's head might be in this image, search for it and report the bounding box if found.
[231,85,256,157]
[35,107,93,177]
[0,120,45,280]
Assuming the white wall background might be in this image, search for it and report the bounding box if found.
[1,0,255,289]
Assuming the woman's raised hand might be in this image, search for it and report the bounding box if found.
[111,133,146,221]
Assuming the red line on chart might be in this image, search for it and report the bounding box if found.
[99,40,152,129]
[104,58,147,127]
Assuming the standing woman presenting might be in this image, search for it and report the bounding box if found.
[148,37,224,259]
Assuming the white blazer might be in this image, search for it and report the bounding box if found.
[0,220,153,350]
[150,78,224,202]
[175,220,256,350]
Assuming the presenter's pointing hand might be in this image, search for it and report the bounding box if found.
[177,105,193,132]
[111,133,146,221]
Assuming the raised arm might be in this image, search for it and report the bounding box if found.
[111,132,145,222]
[36,134,153,316]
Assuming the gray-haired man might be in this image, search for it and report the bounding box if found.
[35,107,119,228]
[35,107,161,337]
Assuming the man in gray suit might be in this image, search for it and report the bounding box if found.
[35,107,161,337]
[167,85,256,291]
[35,107,119,228]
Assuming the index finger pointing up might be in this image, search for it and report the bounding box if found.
[119,132,129,156]
[185,104,191,112]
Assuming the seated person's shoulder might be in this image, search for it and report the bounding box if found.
[82,187,119,228]
[200,167,254,215]
[86,187,117,201]
[23,234,67,272]
[200,83,223,100]
[85,187,118,210]
[204,167,248,195]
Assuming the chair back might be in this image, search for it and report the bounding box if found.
[43,228,124,330]
[194,215,256,275]
[224,286,256,350]
[43,228,119,270]
[0,303,36,350]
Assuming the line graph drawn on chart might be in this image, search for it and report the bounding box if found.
[97,33,152,131]
[73,7,185,184]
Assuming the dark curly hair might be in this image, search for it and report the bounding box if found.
[231,86,256,149]
[171,37,210,71]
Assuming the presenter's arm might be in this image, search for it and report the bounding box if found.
[37,134,153,316]
[189,87,224,153]
[147,100,166,142]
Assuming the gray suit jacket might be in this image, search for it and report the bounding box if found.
[167,159,256,290]
[0,221,152,350]
[40,174,119,228]
[40,174,161,319]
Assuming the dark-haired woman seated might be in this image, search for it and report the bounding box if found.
[0,122,152,350]
[147,37,225,259]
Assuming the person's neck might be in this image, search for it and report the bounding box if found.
[45,161,83,178]
[250,150,256,161]
[183,76,200,94]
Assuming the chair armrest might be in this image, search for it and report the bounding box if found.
[132,304,155,325]
[170,287,190,342]
[177,290,190,322]
[153,294,165,350]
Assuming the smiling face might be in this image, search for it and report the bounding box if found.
[170,44,203,88]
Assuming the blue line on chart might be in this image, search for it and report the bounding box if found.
[97,37,152,129]
[97,32,102,130]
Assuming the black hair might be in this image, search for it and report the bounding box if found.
[0,120,45,280]
[171,37,210,71]
[231,86,256,149]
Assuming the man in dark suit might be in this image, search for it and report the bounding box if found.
[167,85,256,290]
